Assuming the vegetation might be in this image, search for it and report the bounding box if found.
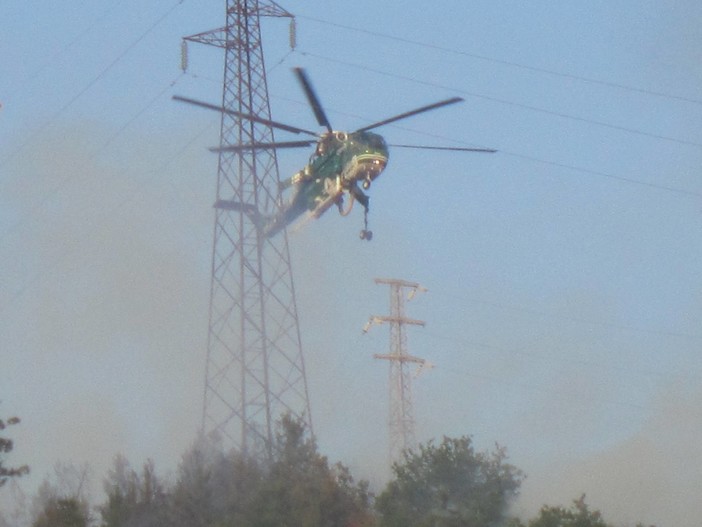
[376,436,524,527]
[0,413,29,488]
[5,414,657,527]
[509,495,611,527]
[246,415,373,527]
[96,415,372,527]
[32,498,89,527]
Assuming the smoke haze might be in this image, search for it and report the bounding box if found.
[3,3,702,525]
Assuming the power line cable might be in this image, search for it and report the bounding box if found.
[101,72,186,150]
[0,72,187,245]
[422,347,650,413]
[8,0,128,95]
[300,51,702,150]
[431,289,702,342]
[0,0,186,175]
[179,50,702,200]
[501,150,702,199]
[297,14,702,107]
[420,329,698,413]
[271,92,702,200]
[0,117,216,319]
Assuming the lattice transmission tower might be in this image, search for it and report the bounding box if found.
[182,0,311,460]
[364,278,429,463]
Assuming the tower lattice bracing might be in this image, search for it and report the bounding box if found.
[365,278,428,463]
[184,0,311,459]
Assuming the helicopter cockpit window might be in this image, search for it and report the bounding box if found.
[316,136,331,155]
[359,133,388,154]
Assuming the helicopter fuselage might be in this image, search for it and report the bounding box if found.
[177,67,489,240]
[265,130,389,236]
[305,130,388,193]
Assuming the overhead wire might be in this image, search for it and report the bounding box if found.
[357,284,692,409]
[0,0,186,175]
[130,29,702,200]
[0,71,188,245]
[288,51,701,200]
[498,150,702,199]
[287,16,702,198]
[418,338,651,414]
[0,115,216,320]
[356,282,699,405]
[363,317,653,416]
[0,41,295,243]
[8,0,128,95]
[296,14,702,107]
[406,290,701,408]
[0,3,297,311]
[3,7,697,435]
[270,87,702,200]
[275,18,702,198]
[430,288,702,342]
[300,51,702,150]
[0,0,190,243]
[101,72,187,150]
[3,5,699,330]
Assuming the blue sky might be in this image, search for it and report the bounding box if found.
[2,1,702,525]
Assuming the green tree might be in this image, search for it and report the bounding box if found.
[247,414,374,527]
[169,439,263,527]
[32,497,88,527]
[524,495,610,527]
[0,414,29,487]
[375,436,524,527]
[99,456,169,527]
[97,416,373,527]
[168,444,218,527]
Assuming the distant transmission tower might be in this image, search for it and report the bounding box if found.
[364,278,429,463]
[183,0,311,460]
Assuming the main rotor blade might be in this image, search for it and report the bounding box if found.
[209,140,316,153]
[173,95,318,136]
[356,97,464,133]
[293,67,333,132]
[389,144,497,153]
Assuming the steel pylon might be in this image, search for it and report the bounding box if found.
[365,278,428,463]
[184,0,311,460]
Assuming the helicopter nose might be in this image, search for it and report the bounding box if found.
[372,156,387,174]
[347,152,388,187]
[370,158,386,176]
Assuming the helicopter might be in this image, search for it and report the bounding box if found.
[174,68,495,240]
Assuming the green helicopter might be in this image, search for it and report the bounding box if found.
[175,68,495,241]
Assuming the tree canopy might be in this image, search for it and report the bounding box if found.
[516,495,611,527]
[32,498,88,527]
[375,436,524,527]
[96,415,373,527]
[248,414,373,527]
[0,414,29,488]
[5,412,659,527]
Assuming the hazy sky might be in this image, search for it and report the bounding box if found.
[2,1,702,525]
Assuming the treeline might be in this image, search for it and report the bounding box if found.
[2,414,654,527]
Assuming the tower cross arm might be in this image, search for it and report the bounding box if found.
[363,315,426,333]
[185,2,293,49]
[228,1,294,18]
[374,278,424,289]
[183,28,229,48]
[373,353,426,364]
